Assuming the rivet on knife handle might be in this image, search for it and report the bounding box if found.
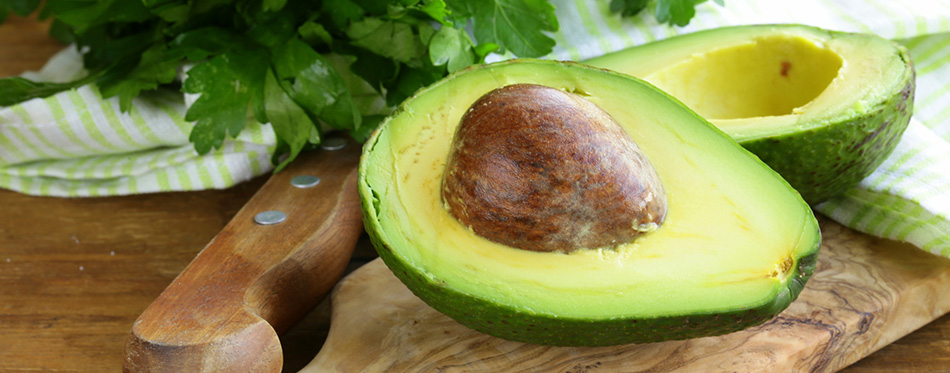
[254,211,287,225]
[124,136,363,372]
[290,175,321,188]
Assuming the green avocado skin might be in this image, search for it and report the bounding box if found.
[742,66,915,204]
[361,197,820,346]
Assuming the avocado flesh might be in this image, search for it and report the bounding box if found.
[359,59,821,346]
[586,24,915,204]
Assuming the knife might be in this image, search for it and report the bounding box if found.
[124,136,364,372]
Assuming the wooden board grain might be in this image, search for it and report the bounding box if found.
[303,218,950,372]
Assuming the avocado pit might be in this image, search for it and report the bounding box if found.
[440,83,667,253]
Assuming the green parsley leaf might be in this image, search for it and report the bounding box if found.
[418,20,437,44]
[609,0,720,27]
[382,64,443,107]
[45,0,151,33]
[473,42,500,60]
[415,0,450,24]
[298,20,333,46]
[322,0,364,31]
[347,17,427,66]
[0,0,41,19]
[183,49,269,154]
[263,67,314,172]
[353,114,385,142]
[98,44,178,112]
[351,0,389,15]
[654,0,715,27]
[429,26,474,73]
[74,27,159,72]
[271,37,361,132]
[387,0,449,23]
[446,0,558,57]
[263,0,288,12]
[609,0,649,17]
[73,27,166,107]
[141,0,189,23]
[0,75,95,106]
[245,8,299,48]
[168,27,255,62]
[348,48,399,92]
[47,19,75,44]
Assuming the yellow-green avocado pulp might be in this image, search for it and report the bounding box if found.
[586,24,915,204]
[358,59,821,346]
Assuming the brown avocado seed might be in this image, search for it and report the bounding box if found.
[440,83,667,253]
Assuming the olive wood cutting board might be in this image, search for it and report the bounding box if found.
[302,218,950,372]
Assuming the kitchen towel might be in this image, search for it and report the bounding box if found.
[1,0,949,256]
[0,46,276,196]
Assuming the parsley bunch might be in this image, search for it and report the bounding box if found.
[1,0,714,170]
[611,0,723,26]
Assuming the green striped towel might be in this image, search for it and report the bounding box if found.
[2,0,949,256]
[0,47,276,196]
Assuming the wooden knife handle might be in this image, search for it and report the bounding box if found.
[124,137,364,372]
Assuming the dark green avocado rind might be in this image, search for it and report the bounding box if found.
[357,59,823,347]
[740,50,915,204]
[361,197,821,346]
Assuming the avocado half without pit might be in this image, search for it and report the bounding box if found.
[358,59,821,347]
[586,24,916,204]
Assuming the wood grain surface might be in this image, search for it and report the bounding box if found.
[1,14,949,372]
[303,219,950,372]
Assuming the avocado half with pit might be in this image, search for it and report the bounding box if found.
[586,24,915,204]
[358,59,821,347]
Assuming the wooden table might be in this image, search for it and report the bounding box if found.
[1,15,948,372]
